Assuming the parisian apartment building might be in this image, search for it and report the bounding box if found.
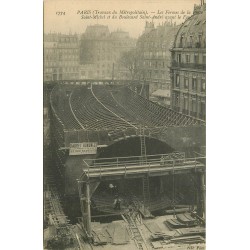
[136,21,179,106]
[44,33,80,81]
[79,24,136,79]
[169,3,206,120]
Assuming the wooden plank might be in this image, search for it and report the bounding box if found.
[106,223,115,238]
[144,221,162,234]
[177,227,205,236]
[112,224,128,245]
[151,241,163,249]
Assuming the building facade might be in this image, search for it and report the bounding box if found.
[136,21,179,101]
[79,25,136,79]
[170,3,206,120]
[44,33,80,81]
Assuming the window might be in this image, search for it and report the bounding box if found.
[201,80,206,92]
[185,54,190,63]
[199,34,202,43]
[180,36,184,47]
[202,54,206,64]
[192,99,196,112]
[201,102,206,117]
[177,54,181,63]
[192,78,197,90]
[184,96,188,111]
[194,54,199,64]
[188,36,193,47]
[175,94,179,106]
[184,78,189,88]
[176,74,180,87]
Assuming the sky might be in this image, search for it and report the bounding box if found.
[44,0,202,38]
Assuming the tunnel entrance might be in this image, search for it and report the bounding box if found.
[64,137,197,223]
[97,136,175,158]
[88,137,196,222]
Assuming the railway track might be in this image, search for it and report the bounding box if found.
[44,175,80,249]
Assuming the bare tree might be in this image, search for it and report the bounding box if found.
[118,48,143,80]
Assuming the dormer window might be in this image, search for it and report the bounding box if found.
[180,36,184,47]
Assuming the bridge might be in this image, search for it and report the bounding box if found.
[77,152,205,237]
[80,153,205,180]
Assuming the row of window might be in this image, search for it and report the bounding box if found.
[145,70,169,80]
[44,48,78,54]
[90,41,134,48]
[138,41,169,49]
[80,70,111,76]
[143,51,168,59]
[45,55,78,61]
[176,53,206,64]
[57,44,78,48]
[175,74,206,92]
[95,54,113,61]
[143,60,166,68]
[179,33,205,48]
[44,67,79,73]
[96,63,112,69]
[173,94,205,114]
[58,54,78,60]
[44,61,79,67]
[45,36,77,43]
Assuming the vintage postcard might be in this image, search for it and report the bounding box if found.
[43,0,206,249]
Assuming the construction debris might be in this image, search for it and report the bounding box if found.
[165,207,190,215]
[176,227,206,237]
[170,235,205,244]
[176,213,198,226]
[150,231,178,241]
[164,213,198,229]
[144,221,162,234]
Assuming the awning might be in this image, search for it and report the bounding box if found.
[152,89,170,98]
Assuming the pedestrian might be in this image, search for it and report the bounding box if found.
[113,196,121,210]
[109,183,114,195]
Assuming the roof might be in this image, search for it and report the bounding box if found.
[173,4,206,49]
[152,89,170,98]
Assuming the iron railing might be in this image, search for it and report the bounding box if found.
[81,153,206,179]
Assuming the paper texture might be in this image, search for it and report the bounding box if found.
[44,0,206,249]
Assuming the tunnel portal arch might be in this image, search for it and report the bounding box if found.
[97,136,176,159]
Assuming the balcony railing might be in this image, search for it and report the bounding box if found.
[171,61,206,70]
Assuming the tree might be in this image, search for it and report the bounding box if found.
[118,48,143,80]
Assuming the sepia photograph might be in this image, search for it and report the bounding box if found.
[43,0,206,249]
